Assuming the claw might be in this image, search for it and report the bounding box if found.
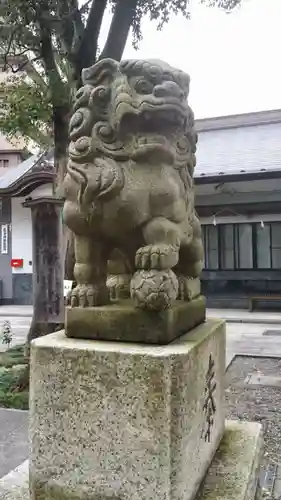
[71,292,78,307]
[150,247,160,268]
[68,284,109,307]
[80,290,87,307]
[87,290,95,307]
[141,249,149,269]
[136,244,179,270]
[135,252,141,269]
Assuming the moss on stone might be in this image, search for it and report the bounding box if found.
[65,296,206,344]
[197,421,263,500]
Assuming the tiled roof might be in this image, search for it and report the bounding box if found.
[195,121,281,179]
[0,154,41,189]
[196,108,281,132]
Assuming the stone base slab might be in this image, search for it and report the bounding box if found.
[1,421,263,500]
[0,460,29,500]
[198,420,263,500]
[29,319,224,500]
[65,295,206,343]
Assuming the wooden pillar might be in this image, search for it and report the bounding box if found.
[23,197,64,326]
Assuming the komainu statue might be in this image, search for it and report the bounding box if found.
[63,58,204,314]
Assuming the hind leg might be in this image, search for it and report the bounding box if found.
[176,214,204,301]
[107,249,133,300]
[70,235,110,307]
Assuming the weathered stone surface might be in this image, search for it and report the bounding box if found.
[62,57,204,320]
[244,374,281,388]
[0,420,263,500]
[29,320,225,500]
[0,409,28,479]
[65,296,206,343]
[0,460,29,500]
[198,420,263,500]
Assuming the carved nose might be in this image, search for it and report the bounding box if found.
[153,81,184,100]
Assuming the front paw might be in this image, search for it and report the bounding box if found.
[68,284,109,307]
[135,244,179,270]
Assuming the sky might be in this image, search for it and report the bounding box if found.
[100,0,281,118]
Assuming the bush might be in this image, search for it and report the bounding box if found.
[0,344,27,368]
[0,389,29,410]
[1,320,13,348]
[0,345,29,410]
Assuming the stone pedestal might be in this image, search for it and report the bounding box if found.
[65,296,206,343]
[0,421,264,500]
[29,320,225,500]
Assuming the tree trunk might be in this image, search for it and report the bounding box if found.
[15,197,64,392]
[27,198,64,326]
[53,104,70,189]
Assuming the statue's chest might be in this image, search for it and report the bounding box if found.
[124,164,182,200]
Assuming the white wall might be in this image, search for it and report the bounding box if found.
[11,184,54,276]
[30,183,53,199]
[11,197,32,274]
[0,152,22,177]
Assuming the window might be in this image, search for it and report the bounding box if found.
[236,224,253,269]
[202,221,281,271]
[203,225,218,269]
[271,223,281,268]
[256,223,270,268]
[221,224,235,269]
[0,160,9,168]
[1,224,8,254]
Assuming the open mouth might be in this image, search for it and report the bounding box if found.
[117,103,186,137]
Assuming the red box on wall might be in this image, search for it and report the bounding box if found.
[11,259,23,268]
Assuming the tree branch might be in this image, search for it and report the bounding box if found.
[38,7,66,107]
[9,55,41,74]
[100,0,138,61]
[24,127,53,149]
[24,59,48,89]
[2,25,17,70]
[0,24,41,52]
[57,0,75,57]
[74,0,107,83]
[69,0,85,61]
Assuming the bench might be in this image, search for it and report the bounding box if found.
[249,295,281,312]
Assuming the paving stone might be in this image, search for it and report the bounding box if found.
[263,329,281,336]
[0,409,28,479]
[244,374,281,388]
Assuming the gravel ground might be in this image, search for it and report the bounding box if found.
[226,356,281,464]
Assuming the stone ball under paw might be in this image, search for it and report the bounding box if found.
[130,269,178,311]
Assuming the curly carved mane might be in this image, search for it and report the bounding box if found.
[66,58,198,207]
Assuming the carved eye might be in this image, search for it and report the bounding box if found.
[135,79,154,95]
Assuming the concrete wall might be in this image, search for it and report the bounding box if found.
[0,152,22,177]
[0,198,12,301]
[11,198,33,304]
[9,185,53,304]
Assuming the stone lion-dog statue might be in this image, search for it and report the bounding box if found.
[62,58,204,312]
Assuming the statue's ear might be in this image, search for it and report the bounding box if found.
[82,58,119,87]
